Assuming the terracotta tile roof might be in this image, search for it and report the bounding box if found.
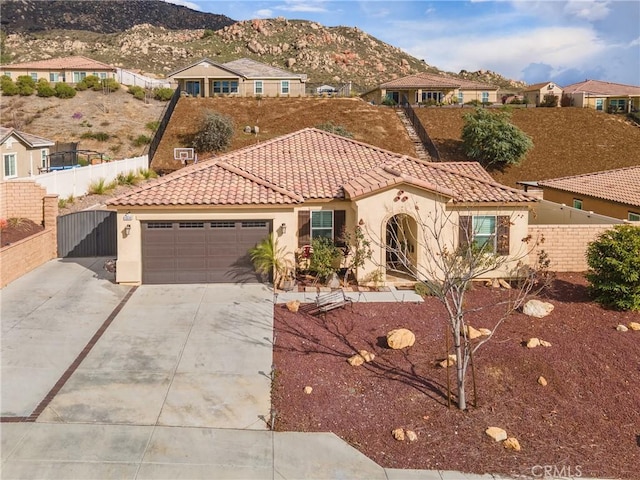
[523,81,560,92]
[562,79,640,96]
[222,58,307,80]
[380,72,497,90]
[0,55,115,71]
[0,126,55,148]
[108,129,535,207]
[538,166,640,207]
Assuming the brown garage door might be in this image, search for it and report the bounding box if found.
[142,220,271,284]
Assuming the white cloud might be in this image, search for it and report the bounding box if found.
[161,0,202,11]
[563,0,611,21]
[274,0,329,14]
[254,9,274,18]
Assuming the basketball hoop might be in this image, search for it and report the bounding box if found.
[174,147,195,165]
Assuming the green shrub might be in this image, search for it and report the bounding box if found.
[586,225,640,311]
[116,171,138,186]
[75,81,88,91]
[192,111,234,153]
[36,81,56,97]
[16,75,35,95]
[101,78,120,92]
[55,82,76,98]
[80,131,110,141]
[540,94,558,107]
[145,120,160,132]
[315,121,354,138]
[381,95,396,106]
[88,178,115,195]
[309,237,341,281]
[132,134,151,147]
[138,168,158,179]
[78,75,101,90]
[414,281,433,297]
[0,75,18,95]
[153,87,174,101]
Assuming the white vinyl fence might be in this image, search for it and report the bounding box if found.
[27,155,148,198]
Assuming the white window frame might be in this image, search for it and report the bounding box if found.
[458,92,463,104]
[213,80,239,94]
[482,91,489,103]
[49,72,60,82]
[30,72,38,81]
[628,212,640,222]
[41,148,49,169]
[472,215,497,251]
[280,80,290,95]
[595,98,603,111]
[311,210,333,240]
[573,199,583,210]
[254,80,263,95]
[3,72,10,79]
[73,71,86,83]
[3,153,17,179]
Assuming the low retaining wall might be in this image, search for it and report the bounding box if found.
[0,228,57,287]
[528,224,616,272]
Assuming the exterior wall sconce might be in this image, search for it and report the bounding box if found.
[280,223,287,234]
[124,224,132,236]
[123,211,133,221]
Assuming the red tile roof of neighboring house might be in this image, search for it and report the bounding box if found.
[538,166,640,207]
[379,72,497,90]
[0,55,115,71]
[562,79,640,96]
[523,82,560,92]
[0,126,55,148]
[167,57,306,80]
[108,129,534,207]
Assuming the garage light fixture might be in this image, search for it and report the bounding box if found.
[124,224,132,236]
[280,223,287,234]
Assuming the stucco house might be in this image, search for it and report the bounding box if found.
[562,79,640,112]
[537,166,640,222]
[0,56,116,84]
[107,128,535,285]
[361,72,499,105]
[522,82,563,106]
[1,127,55,179]
[167,58,307,97]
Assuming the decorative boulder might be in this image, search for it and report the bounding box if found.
[485,427,508,442]
[526,338,541,348]
[537,376,548,386]
[629,322,640,331]
[479,328,492,336]
[465,325,483,340]
[616,324,629,332]
[406,430,418,442]
[304,386,313,394]
[539,340,552,347]
[392,428,405,441]
[358,350,375,362]
[347,354,365,367]
[523,299,555,318]
[286,300,300,313]
[503,437,521,451]
[387,328,416,349]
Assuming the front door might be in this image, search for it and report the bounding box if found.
[185,80,201,97]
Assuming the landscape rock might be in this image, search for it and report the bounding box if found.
[479,328,492,336]
[526,338,541,348]
[438,354,457,368]
[465,325,483,340]
[485,427,508,442]
[386,328,416,349]
[304,386,313,394]
[537,376,548,386]
[616,324,628,332]
[286,300,300,313]
[347,354,365,366]
[392,428,405,441]
[498,279,512,289]
[358,350,375,362]
[539,340,552,347]
[406,430,418,442]
[503,437,521,451]
[629,322,640,331]
[523,299,555,318]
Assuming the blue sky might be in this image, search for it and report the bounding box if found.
[166,0,640,87]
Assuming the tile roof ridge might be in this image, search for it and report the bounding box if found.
[216,161,304,202]
[539,165,640,183]
[380,162,458,198]
[308,127,412,158]
[404,157,538,201]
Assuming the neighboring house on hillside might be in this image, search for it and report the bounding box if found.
[107,128,535,285]
[1,127,55,179]
[522,82,563,106]
[537,166,640,221]
[361,72,499,105]
[167,58,307,97]
[0,56,116,84]
[563,79,640,112]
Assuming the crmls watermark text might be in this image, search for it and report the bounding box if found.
[531,465,583,478]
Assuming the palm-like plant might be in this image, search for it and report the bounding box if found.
[249,235,293,289]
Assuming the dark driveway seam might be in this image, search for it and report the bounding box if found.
[0,286,138,423]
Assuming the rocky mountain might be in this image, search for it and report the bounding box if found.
[0,1,526,91]
[0,0,235,33]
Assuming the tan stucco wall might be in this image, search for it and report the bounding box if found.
[523,85,563,106]
[362,87,498,105]
[542,187,639,221]
[354,185,530,282]
[1,136,48,178]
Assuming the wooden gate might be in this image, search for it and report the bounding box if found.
[57,210,117,258]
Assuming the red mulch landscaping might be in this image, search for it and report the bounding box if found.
[272,273,640,479]
[0,219,44,246]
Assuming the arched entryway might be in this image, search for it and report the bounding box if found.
[385,214,418,274]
